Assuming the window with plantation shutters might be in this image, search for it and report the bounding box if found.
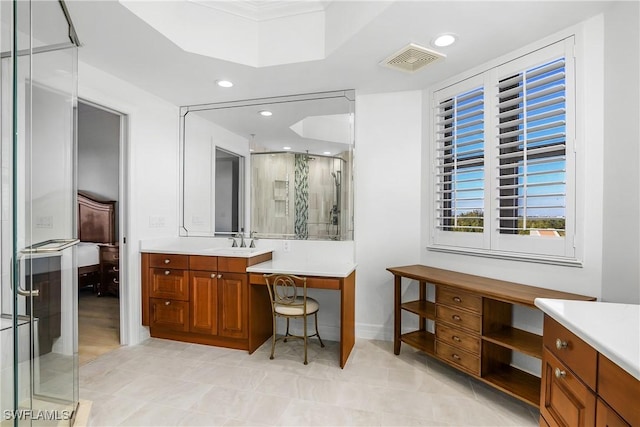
[435,87,485,233]
[429,38,578,263]
[496,58,567,237]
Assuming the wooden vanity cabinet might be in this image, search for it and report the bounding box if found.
[540,316,640,427]
[142,251,271,350]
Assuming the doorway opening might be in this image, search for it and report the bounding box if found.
[77,100,126,365]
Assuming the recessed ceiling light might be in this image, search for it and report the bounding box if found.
[259,110,273,117]
[323,151,331,155]
[216,80,233,88]
[433,34,457,47]
[283,146,291,150]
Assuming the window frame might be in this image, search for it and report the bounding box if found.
[427,37,580,265]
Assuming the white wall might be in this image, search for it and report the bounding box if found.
[601,1,640,304]
[78,61,180,345]
[354,91,423,339]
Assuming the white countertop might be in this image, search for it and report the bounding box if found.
[535,298,640,380]
[246,259,356,278]
[139,237,274,258]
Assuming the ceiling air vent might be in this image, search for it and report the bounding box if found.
[381,43,445,73]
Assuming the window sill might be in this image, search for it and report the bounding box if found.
[427,245,583,268]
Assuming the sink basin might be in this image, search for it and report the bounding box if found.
[204,247,272,257]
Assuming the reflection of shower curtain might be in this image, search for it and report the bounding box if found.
[294,154,309,239]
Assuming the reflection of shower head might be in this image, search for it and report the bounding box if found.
[331,171,341,186]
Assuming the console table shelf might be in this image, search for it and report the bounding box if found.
[388,264,595,407]
[483,327,543,359]
[401,300,435,318]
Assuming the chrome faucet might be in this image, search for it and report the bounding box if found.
[235,232,246,248]
[228,237,238,247]
[249,231,258,248]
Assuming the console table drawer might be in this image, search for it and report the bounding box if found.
[436,323,480,355]
[437,286,482,313]
[436,341,480,375]
[436,305,482,333]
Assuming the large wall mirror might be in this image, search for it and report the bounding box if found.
[180,90,355,240]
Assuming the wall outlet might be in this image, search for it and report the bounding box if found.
[149,215,166,228]
[35,216,53,229]
[283,240,291,252]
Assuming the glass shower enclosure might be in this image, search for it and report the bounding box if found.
[1,1,80,425]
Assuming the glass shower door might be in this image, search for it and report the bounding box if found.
[1,1,80,425]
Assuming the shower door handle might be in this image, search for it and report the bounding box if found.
[11,258,40,297]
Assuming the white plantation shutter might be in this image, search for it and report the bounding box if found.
[435,87,485,232]
[430,38,577,262]
[496,58,567,235]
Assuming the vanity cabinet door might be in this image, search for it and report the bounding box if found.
[540,347,596,427]
[219,272,248,339]
[190,271,218,335]
[150,298,189,332]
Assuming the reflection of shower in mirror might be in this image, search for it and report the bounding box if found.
[330,171,342,238]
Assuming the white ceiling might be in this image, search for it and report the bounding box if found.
[66,1,613,107]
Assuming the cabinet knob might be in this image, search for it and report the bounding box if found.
[555,338,568,350]
[452,315,462,322]
[164,270,170,275]
[554,368,566,379]
[217,274,222,279]
[164,259,170,264]
[165,301,171,306]
[452,336,461,342]
[211,273,216,278]
[453,296,462,303]
[452,354,461,361]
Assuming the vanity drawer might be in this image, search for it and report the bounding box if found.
[189,255,218,271]
[544,316,597,390]
[149,253,189,270]
[150,298,189,332]
[150,268,189,301]
[437,286,482,313]
[217,257,248,273]
[436,305,482,333]
[436,323,480,355]
[436,341,480,375]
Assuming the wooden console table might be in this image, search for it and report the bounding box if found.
[388,264,595,407]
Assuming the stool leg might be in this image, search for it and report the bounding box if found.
[315,312,325,348]
[284,318,290,342]
[303,314,308,365]
[270,314,277,360]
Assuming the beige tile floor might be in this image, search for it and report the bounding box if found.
[80,337,539,426]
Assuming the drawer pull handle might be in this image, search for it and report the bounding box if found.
[164,270,171,275]
[555,339,568,350]
[452,315,462,322]
[112,267,119,272]
[452,354,461,361]
[453,297,462,303]
[554,368,566,379]
[113,278,119,284]
[113,256,119,260]
[452,336,461,342]
[165,301,171,306]
[164,259,170,264]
